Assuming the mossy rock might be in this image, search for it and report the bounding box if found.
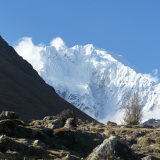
[138,137,152,146]
[155,137,160,144]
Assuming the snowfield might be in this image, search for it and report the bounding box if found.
[15,37,160,124]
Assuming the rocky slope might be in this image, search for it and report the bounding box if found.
[0,36,95,122]
[15,39,160,123]
[0,110,159,160]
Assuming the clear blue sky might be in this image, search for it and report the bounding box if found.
[0,0,160,76]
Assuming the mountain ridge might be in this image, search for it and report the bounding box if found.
[15,38,160,123]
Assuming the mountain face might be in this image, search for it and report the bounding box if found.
[143,118,160,126]
[15,41,160,123]
[0,36,95,122]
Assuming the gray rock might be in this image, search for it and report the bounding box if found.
[86,135,136,160]
[64,118,74,129]
[0,135,7,140]
[142,155,153,160]
[23,141,31,145]
[44,119,63,129]
[34,140,39,144]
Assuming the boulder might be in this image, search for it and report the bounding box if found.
[0,111,20,120]
[86,135,136,160]
[0,119,16,134]
[43,119,63,129]
[64,118,75,129]
[107,121,117,126]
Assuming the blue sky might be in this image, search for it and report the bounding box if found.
[1,0,160,77]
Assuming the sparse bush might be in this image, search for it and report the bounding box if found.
[55,109,78,124]
[121,91,143,125]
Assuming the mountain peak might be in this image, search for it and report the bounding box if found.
[15,40,160,124]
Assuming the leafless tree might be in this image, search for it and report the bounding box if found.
[121,91,143,125]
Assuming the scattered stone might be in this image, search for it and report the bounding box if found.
[142,155,153,160]
[23,141,31,145]
[34,139,45,147]
[0,135,7,140]
[34,140,39,144]
[44,119,63,129]
[83,126,89,131]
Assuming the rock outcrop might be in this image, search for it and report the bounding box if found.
[0,110,159,159]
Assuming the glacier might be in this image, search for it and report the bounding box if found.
[15,39,160,124]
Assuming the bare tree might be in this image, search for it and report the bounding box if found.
[121,91,143,125]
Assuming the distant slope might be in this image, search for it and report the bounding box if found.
[0,36,95,122]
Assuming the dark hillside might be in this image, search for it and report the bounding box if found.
[0,36,95,122]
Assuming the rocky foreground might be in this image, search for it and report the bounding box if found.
[0,111,159,160]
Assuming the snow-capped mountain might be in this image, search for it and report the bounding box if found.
[15,40,160,123]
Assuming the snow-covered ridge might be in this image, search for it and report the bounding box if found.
[15,38,160,124]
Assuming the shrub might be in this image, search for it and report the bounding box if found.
[55,109,78,124]
[121,91,143,125]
